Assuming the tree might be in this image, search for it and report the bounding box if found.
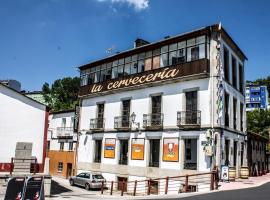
[247,109,270,137]
[42,77,80,112]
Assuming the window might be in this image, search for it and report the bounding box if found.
[152,96,162,114]
[232,56,237,88]
[144,57,152,71]
[118,65,124,77]
[225,93,230,127]
[70,117,74,128]
[240,103,244,131]
[124,63,131,76]
[187,36,205,62]
[239,64,244,93]
[131,61,138,74]
[160,53,168,67]
[112,66,118,79]
[122,99,131,127]
[152,56,160,69]
[61,118,66,128]
[60,142,64,151]
[47,141,50,151]
[233,98,237,130]
[69,142,73,151]
[58,162,63,172]
[138,60,145,72]
[223,47,229,82]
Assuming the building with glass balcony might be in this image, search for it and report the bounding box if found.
[246,84,269,111]
[76,24,248,189]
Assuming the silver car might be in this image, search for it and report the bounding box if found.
[69,172,106,190]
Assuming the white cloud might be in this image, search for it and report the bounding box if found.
[97,0,149,11]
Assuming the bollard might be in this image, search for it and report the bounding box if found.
[110,181,114,195]
[121,180,125,196]
[210,171,214,191]
[215,169,219,190]
[147,179,151,195]
[165,177,169,194]
[184,175,188,193]
[101,181,104,194]
[133,180,137,196]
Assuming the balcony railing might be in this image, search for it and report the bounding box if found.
[177,110,201,128]
[114,116,131,130]
[143,113,164,130]
[90,118,105,131]
[56,127,74,137]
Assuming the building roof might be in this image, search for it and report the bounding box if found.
[78,23,247,70]
[0,82,48,108]
[49,109,75,115]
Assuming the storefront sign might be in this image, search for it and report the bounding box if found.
[131,138,145,160]
[163,138,179,162]
[104,138,116,158]
[221,165,229,181]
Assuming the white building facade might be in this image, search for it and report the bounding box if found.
[0,83,48,173]
[76,24,247,185]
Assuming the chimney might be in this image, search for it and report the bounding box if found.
[134,38,150,48]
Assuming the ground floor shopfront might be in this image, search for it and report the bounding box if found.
[47,150,76,178]
[77,129,247,184]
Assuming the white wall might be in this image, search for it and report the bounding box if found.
[0,84,47,163]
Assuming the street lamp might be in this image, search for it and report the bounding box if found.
[131,112,140,132]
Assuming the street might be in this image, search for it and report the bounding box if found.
[151,182,270,200]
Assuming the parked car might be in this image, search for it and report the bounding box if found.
[69,172,106,190]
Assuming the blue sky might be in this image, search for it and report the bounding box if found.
[1,0,270,91]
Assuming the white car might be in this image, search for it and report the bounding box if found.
[69,172,106,190]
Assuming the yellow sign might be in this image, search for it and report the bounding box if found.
[163,138,179,162]
[104,138,116,158]
[131,138,144,160]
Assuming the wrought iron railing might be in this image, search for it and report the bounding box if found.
[56,127,74,137]
[114,116,131,130]
[177,110,201,127]
[143,113,164,129]
[90,118,105,130]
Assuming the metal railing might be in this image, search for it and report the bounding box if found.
[56,127,74,137]
[100,170,219,196]
[90,118,105,130]
[177,110,201,127]
[114,116,131,130]
[143,113,164,129]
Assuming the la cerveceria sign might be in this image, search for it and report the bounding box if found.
[79,59,209,96]
[90,66,180,94]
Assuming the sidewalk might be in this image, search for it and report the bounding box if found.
[219,173,270,191]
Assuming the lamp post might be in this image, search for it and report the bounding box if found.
[131,112,140,132]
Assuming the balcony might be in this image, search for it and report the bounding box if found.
[56,127,74,138]
[177,110,201,129]
[90,118,105,131]
[114,116,131,131]
[143,113,164,130]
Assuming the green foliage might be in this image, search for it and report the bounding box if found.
[247,109,270,137]
[42,77,80,112]
[246,76,270,94]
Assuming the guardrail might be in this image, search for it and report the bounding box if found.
[100,170,218,196]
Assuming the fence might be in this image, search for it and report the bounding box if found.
[100,170,218,196]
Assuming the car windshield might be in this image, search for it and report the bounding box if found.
[92,174,104,179]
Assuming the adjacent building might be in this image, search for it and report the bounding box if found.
[47,110,78,178]
[0,79,21,92]
[246,84,269,111]
[0,83,48,173]
[24,91,48,106]
[76,24,247,187]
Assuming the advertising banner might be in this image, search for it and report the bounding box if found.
[104,138,116,158]
[163,138,179,162]
[131,138,145,160]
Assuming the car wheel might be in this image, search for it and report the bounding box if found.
[85,183,90,190]
[70,179,74,186]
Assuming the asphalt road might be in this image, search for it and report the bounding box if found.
[153,182,270,200]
